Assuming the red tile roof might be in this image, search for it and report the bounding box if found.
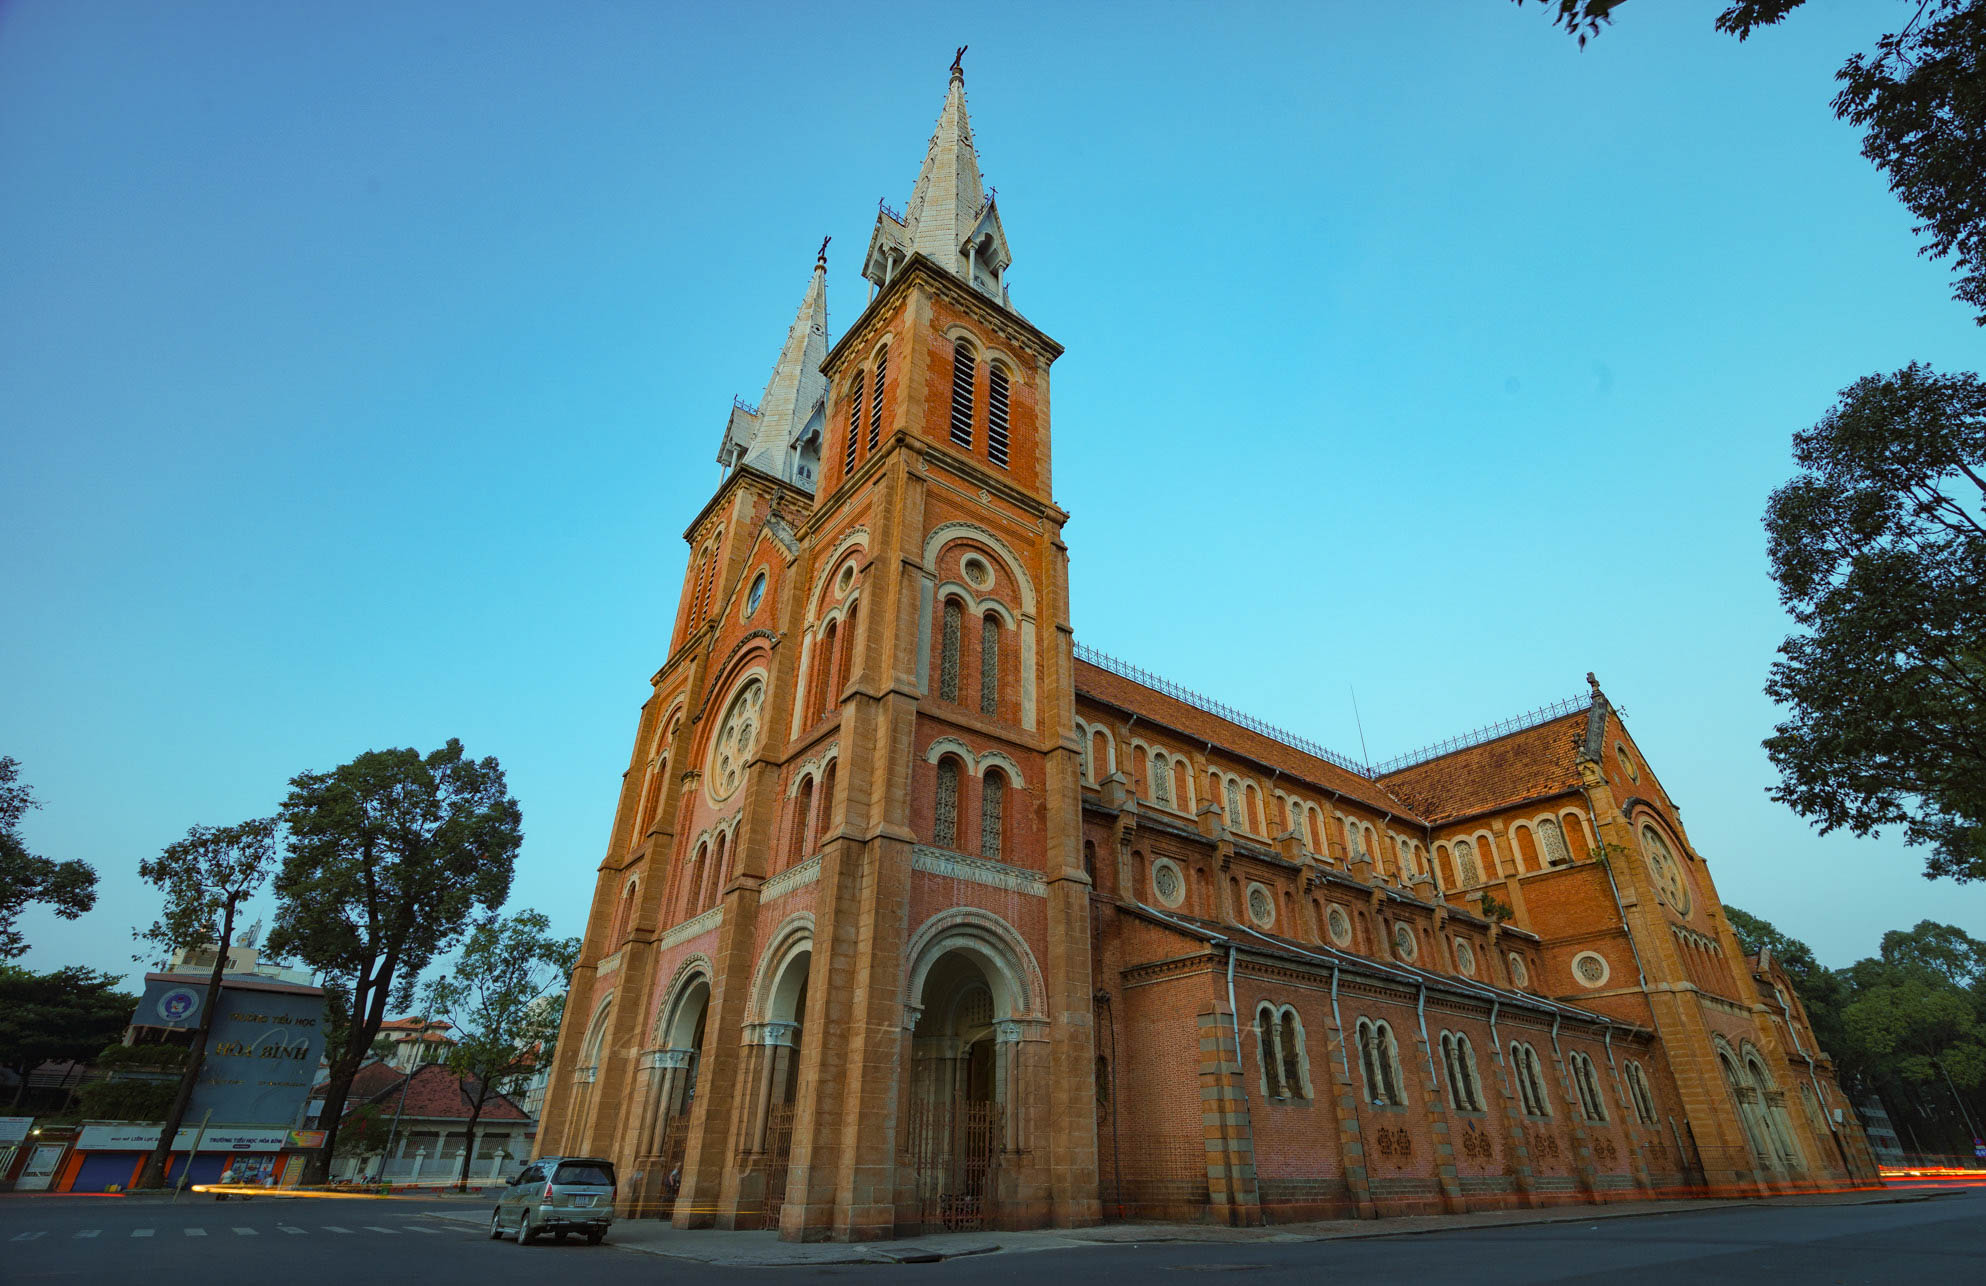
[1377,711,1589,825]
[320,1061,531,1123]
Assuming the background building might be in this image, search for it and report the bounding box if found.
[534,62,1879,1241]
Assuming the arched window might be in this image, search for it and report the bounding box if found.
[934,757,962,849]
[1625,1060,1657,1125]
[1307,810,1322,852]
[818,760,837,841]
[986,362,1011,467]
[1572,1052,1607,1122]
[1455,839,1481,887]
[1441,1032,1484,1111]
[1226,779,1244,832]
[1256,1004,1282,1097]
[844,372,864,473]
[948,340,976,448]
[1538,817,1571,866]
[841,601,860,691]
[1152,753,1172,805]
[868,346,887,450]
[1357,1018,1404,1106]
[1278,1009,1307,1099]
[704,832,728,912]
[1512,1043,1551,1117]
[818,621,839,719]
[938,599,963,702]
[1091,729,1110,783]
[791,777,815,866]
[684,841,709,919]
[980,769,1005,859]
[979,614,999,716]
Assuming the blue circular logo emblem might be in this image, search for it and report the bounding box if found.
[156,987,200,1024]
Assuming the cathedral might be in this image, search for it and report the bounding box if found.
[533,61,1880,1241]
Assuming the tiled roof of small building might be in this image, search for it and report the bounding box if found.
[320,1060,530,1123]
[1377,711,1589,825]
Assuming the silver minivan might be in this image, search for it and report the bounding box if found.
[490,1156,616,1246]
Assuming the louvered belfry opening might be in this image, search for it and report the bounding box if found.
[868,347,887,449]
[844,371,864,472]
[986,363,1009,467]
[949,341,976,447]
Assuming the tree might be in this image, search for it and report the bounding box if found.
[1722,905,1849,1061]
[1760,364,1986,882]
[265,739,522,1184]
[131,818,281,1189]
[334,1103,391,1162]
[420,910,578,1190]
[1519,2,1986,325]
[0,965,135,1110]
[0,757,98,959]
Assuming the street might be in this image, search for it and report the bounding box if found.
[2,1186,1981,1284]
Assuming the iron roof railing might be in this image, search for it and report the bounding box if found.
[1369,695,1592,776]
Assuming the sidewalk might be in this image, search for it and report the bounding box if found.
[423,1185,1960,1267]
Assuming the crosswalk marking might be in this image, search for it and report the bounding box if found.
[363,1225,399,1234]
[322,1225,354,1234]
[278,1225,306,1234]
[132,1228,154,1238]
[11,1231,47,1241]
[232,1227,257,1236]
[404,1225,443,1234]
[185,1227,207,1237]
[74,1230,100,1239]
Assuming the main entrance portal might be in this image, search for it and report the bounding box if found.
[907,951,1002,1233]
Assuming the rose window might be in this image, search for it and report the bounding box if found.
[708,679,765,803]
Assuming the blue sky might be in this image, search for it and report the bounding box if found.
[4,0,1980,987]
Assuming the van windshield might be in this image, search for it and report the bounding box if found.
[553,1162,615,1187]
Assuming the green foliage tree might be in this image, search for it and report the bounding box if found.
[334,1103,391,1160]
[1518,2,1986,326]
[0,965,135,1110]
[420,909,578,1190]
[132,818,281,1189]
[74,1078,176,1123]
[0,757,99,959]
[265,739,522,1184]
[1760,364,1986,882]
[1723,905,1850,1066]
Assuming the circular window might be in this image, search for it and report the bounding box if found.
[706,678,766,803]
[1641,825,1692,915]
[744,571,767,618]
[836,564,855,594]
[1151,858,1185,908]
[1616,743,1638,783]
[1507,952,1529,988]
[961,555,993,590]
[1454,938,1476,976]
[1246,883,1274,928]
[1572,950,1610,988]
[1393,924,1418,961]
[1327,904,1353,947]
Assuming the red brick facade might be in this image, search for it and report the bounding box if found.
[531,66,1879,1242]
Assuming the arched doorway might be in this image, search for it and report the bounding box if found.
[906,949,1017,1232]
[634,974,707,1217]
[750,931,811,1229]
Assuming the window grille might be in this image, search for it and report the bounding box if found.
[949,342,976,447]
[1256,1006,1280,1097]
[1456,839,1481,886]
[869,347,887,450]
[979,616,999,716]
[1226,780,1243,832]
[980,771,1004,859]
[939,600,962,702]
[934,758,960,848]
[845,373,864,473]
[987,364,1010,467]
[1152,754,1171,805]
[1539,816,1571,866]
[1278,1011,1304,1098]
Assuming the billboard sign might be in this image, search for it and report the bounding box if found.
[76,1125,291,1152]
[134,977,326,1129]
[0,1117,32,1147]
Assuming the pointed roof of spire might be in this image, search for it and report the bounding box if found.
[863,53,1013,305]
[719,244,831,488]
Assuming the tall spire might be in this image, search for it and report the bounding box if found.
[719,243,831,491]
[863,53,1013,304]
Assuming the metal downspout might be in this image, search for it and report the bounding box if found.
[1416,981,1439,1091]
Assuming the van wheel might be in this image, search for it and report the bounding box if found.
[515,1211,535,1246]
[489,1209,504,1240]
[586,1230,606,1246]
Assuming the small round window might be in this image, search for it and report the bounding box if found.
[745,571,767,618]
[1150,858,1186,908]
[1616,743,1638,783]
[961,555,992,590]
[1572,950,1610,988]
[1507,952,1529,988]
[836,564,855,594]
[1327,904,1353,947]
[1393,924,1418,961]
[1246,883,1275,929]
[1454,938,1476,976]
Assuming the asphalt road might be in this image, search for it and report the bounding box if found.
[2,1186,1981,1284]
